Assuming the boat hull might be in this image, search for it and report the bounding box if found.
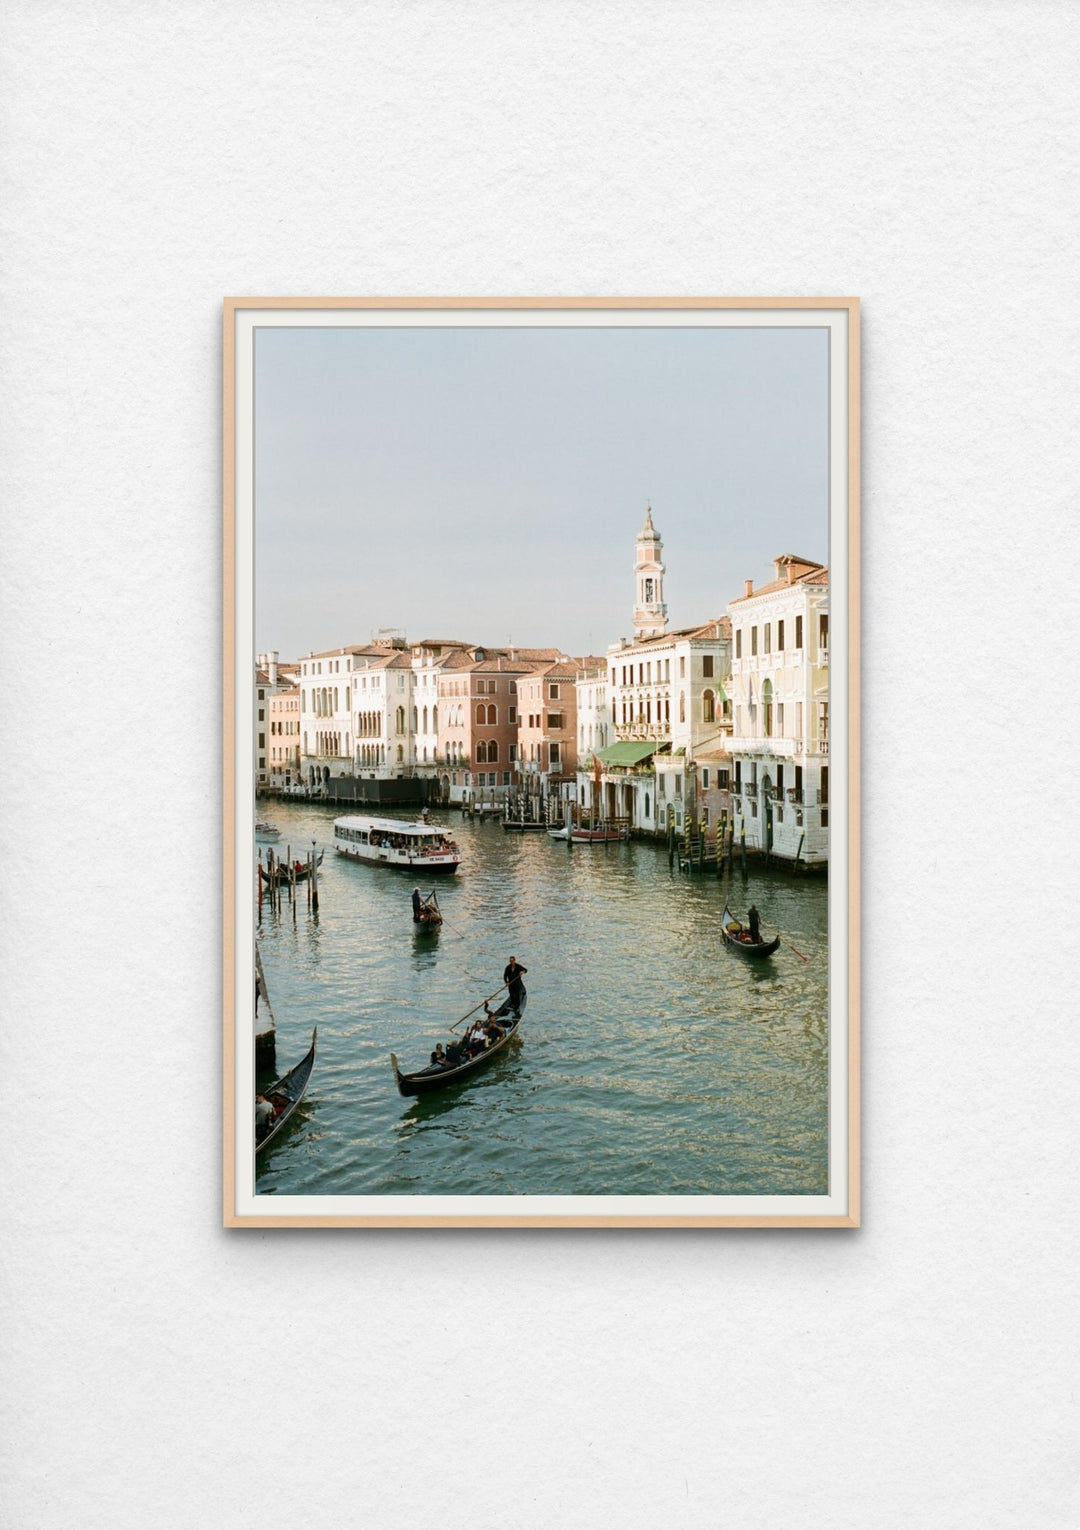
[256,1029,317,1154]
[721,906,780,959]
[337,846,460,874]
[392,996,525,1096]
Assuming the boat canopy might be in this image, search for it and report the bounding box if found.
[595,741,658,767]
[334,815,443,838]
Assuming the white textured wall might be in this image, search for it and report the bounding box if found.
[2,5,1076,1527]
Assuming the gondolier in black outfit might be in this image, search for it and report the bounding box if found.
[747,905,761,943]
[503,956,527,1014]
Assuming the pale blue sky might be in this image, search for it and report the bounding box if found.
[254,324,829,659]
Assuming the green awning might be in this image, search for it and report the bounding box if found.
[595,741,659,767]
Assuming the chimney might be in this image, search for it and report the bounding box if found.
[744,579,753,598]
[268,649,279,685]
[787,565,796,584]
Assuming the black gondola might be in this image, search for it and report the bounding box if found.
[256,1028,317,1153]
[411,889,443,930]
[391,991,526,1096]
[721,904,781,959]
[259,849,324,886]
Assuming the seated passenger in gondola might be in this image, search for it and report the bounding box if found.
[255,1094,274,1140]
[445,1039,463,1067]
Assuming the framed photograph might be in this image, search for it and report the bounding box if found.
[224,298,859,1228]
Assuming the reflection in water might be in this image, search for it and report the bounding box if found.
[254,802,829,1198]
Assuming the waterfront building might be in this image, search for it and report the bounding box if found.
[297,637,415,791]
[410,639,474,794]
[591,510,732,835]
[437,646,565,803]
[267,683,301,787]
[574,662,611,818]
[255,651,298,787]
[725,554,830,865]
[517,657,599,803]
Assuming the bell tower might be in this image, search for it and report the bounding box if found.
[633,504,668,640]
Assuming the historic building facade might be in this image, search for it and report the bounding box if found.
[725,554,830,865]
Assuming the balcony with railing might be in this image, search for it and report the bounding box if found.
[727,735,800,757]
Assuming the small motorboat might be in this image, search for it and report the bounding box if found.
[256,1028,317,1154]
[391,991,526,1096]
[548,824,629,843]
[720,904,781,959]
[255,821,281,842]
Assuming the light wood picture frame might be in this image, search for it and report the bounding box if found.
[224,297,860,1228]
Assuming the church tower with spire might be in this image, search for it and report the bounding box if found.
[633,504,668,640]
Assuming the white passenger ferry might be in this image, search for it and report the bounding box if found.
[333,815,462,874]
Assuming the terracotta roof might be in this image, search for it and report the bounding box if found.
[729,565,828,605]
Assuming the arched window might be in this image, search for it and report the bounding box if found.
[422,706,429,733]
[396,745,404,762]
[488,740,499,763]
[476,703,486,723]
[396,706,405,734]
[412,707,417,733]
[432,704,438,730]
[476,740,488,763]
[703,689,715,723]
[762,679,774,738]
[487,704,497,724]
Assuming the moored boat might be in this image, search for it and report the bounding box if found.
[334,814,461,874]
[720,904,781,959]
[256,1028,317,1154]
[255,820,280,842]
[258,849,324,885]
[391,991,525,1096]
[548,824,629,843]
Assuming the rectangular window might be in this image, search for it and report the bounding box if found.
[795,615,803,648]
[777,620,785,651]
[508,707,517,723]
[509,681,517,694]
[764,624,771,654]
[549,683,560,699]
[502,772,511,785]
[549,742,561,765]
[658,774,665,797]
[819,614,829,652]
[751,627,758,656]
[719,769,730,790]
[701,767,710,788]
[777,702,784,735]
[509,744,517,762]
[674,774,682,798]
[258,733,265,747]
[735,630,742,659]
[548,712,564,729]
[702,655,714,677]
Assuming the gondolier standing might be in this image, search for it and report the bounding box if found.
[747,904,761,943]
[503,956,528,1014]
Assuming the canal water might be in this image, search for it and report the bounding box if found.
[254,802,829,1198]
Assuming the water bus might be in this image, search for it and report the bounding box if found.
[333,815,462,874]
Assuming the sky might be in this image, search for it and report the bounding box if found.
[254,323,829,661]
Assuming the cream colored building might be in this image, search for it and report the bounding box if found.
[725,554,829,865]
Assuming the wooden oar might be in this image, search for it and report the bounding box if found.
[781,938,809,962]
[449,980,511,1032]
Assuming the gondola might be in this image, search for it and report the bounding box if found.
[720,905,781,959]
[391,991,526,1096]
[256,1028,317,1154]
[411,890,443,930]
[258,849,324,885]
